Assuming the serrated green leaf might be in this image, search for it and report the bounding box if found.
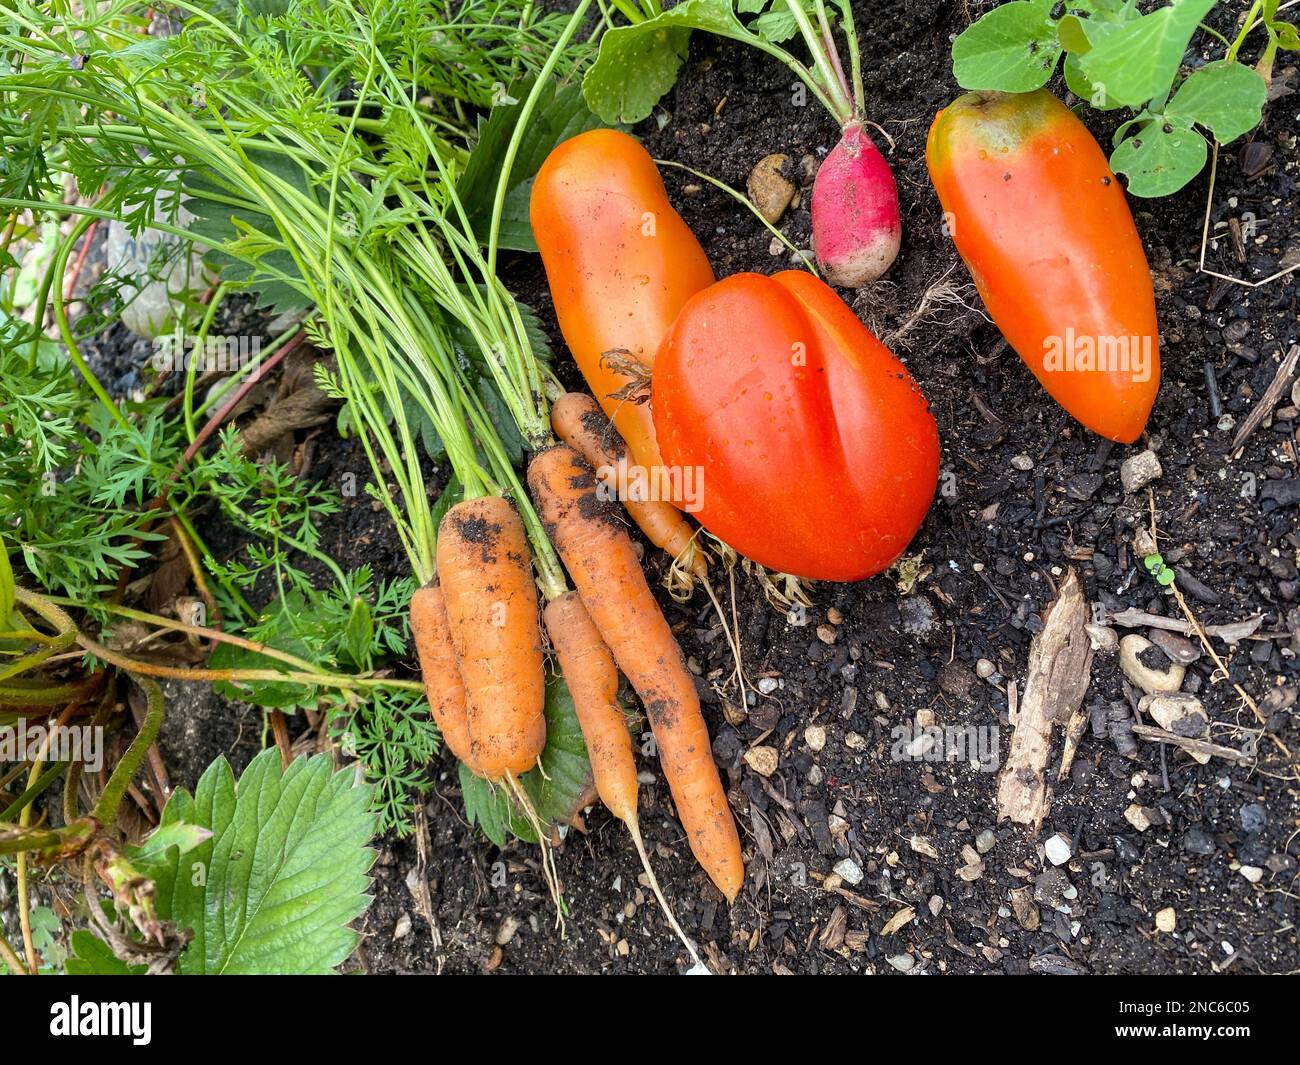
[952,0,1062,92]
[582,0,755,124]
[1112,120,1207,197]
[134,749,376,974]
[1167,61,1267,143]
[461,673,596,845]
[1077,0,1216,107]
[65,931,147,976]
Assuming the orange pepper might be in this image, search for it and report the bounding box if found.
[531,130,715,473]
[927,89,1159,444]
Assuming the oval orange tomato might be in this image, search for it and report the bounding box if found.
[652,271,940,582]
[926,89,1159,444]
[530,129,715,473]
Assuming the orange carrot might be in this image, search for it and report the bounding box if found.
[544,591,706,968]
[550,392,707,581]
[436,496,546,781]
[528,445,743,902]
[409,583,480,776]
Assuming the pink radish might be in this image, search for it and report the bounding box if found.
[811,121,902,287]
[763,0,900,286]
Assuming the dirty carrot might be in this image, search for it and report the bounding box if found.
[550,392,707,581]
[436,496,546,781]
[409,583,480,776]
[544,590,705,967]
[528,444,744,902]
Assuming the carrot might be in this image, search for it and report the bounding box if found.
[550,392,707,582]
[552,392,749,709]
[409,583,480,776]
[544,590,706,968]
[528,445,744,903]
[436,496,546,781]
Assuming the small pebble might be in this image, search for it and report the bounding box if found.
[1044,833,1073,865]
[833,858,864,886]
[886,953,915,972]
[744,746,779,777]
[975,829,996,854]
[975,658,995,679]
[804,724,827,752]
[1239,865,1264,884]
[1120,634,1186,694]
[1155,907,1177,933]
[1120,449,1163,493]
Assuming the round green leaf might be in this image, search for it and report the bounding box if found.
[1112,122,1208,198]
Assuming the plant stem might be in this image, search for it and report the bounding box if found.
[90,675,163,825]
[184,281,230,443]
[784,0,854,124]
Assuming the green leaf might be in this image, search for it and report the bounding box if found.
[753,7,800,43]
[1167,60,1268,143]
[342,596,374,667]
[65,931,147,976]
[0,548,14,631]
[952,0,1062,92]
[461,673,597,845]
[457,79,604,252]
[133,749,376,974]
[1275,22,1300,49]
[1077,0,1216,107]
[129,821,212,864]
[1112,119,1207,197]
[582,0,756,124]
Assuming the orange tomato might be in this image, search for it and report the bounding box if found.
[530,129,715,472]
[926,90,1159,444]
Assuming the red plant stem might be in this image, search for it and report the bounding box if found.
[62,220,99,301]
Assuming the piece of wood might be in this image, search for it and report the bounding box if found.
[1131,723,1251,764]
[1231,344,1299,453]
[997,569,1093,830]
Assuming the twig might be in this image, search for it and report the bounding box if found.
[1231,344,1299,453]
[1131,723,1251,763]
[1199,144,1300,289]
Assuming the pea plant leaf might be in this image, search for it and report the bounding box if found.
[1111,120,1207,197]
[1076,0,1216,107]
[130,748,376,975]
[951,0,1062,92]
[582,0,757,124]
[461,672,597,846]
[1165,60,1268,143]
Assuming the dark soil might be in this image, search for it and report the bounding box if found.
[91,1,1300,975]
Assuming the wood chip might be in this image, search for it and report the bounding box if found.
[1131,723,1251,763]
[1232,344,1299,453]
[996,569,1093,830]
[880,905,916,937]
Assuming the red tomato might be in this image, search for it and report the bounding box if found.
[652,271,940,581]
